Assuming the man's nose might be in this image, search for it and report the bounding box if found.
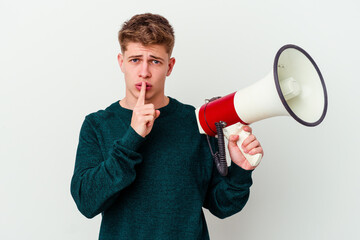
[139,62,151,79]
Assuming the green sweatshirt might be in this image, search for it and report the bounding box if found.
[70,97,253,240]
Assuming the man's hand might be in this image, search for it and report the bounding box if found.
[227,126,264,170]
[131,82,160,137]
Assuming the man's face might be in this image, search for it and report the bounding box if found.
[118,42,175,105]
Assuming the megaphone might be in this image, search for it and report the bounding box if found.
[195,44,328,176]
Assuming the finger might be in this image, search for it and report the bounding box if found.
[132,110,153,121]
[249,146,263,156]
[146,111,160,128]
[136,82,146,106]
[134,107,156,116]
[143,115,156,124]
[134,104,155,115]
[241,134,256,148]
[243,140,260,153]
[242,125,252,134]
[228,135,240,148]
[134,103,155,112]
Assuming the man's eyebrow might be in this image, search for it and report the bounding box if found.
[127,55,143,59]
[150,55,165,61]
[127,55,165,61]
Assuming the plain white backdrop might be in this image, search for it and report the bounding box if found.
[1,0,359,239]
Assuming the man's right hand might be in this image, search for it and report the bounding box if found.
[131,82,160,138]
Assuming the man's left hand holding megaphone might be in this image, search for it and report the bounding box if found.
[227,125,264,171]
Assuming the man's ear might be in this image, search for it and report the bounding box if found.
[166,57,176,76]
[117,53,124,73]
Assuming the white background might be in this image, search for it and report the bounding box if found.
[1,0,359,239]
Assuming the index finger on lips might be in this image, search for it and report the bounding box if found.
[136,82,146,106]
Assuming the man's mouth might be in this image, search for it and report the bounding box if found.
[135,82,152,91]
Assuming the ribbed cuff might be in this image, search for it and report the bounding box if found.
[226,163,253,185]
[115,126,145,152]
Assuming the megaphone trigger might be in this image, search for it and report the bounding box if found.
[223,123,263,167]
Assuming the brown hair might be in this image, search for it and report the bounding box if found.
[118,13,175,55]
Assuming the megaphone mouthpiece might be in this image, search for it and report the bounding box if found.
[279,77,301,100]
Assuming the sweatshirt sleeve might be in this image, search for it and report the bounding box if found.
[70,116,145,219]
[203,138,253,219]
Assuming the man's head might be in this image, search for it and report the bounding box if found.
[118,13,175,56]
[117,13,176,109]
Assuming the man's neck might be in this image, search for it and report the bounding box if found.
[119,95,170,110]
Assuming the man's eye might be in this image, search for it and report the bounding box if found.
[152,60,160,64]
[130,59,139,63]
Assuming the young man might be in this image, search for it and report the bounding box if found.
[71,13,263,239]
